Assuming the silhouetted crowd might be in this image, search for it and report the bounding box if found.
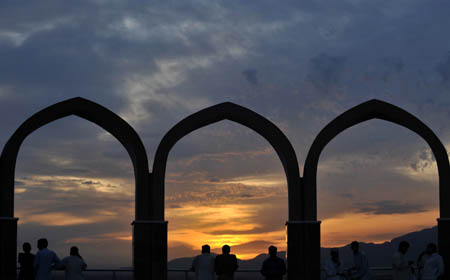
[191,244,286,280]
[17,238,87,280]
[324,240,444,280]
[17,238,444,280]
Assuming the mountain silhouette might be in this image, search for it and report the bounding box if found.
[168,227,437,269]
[321,227,437,268]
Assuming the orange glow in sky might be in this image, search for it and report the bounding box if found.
[321,209,439,247]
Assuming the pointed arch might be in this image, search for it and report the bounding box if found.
[151,102,302,220]
[303,99,450,220]
[0,97,150,219]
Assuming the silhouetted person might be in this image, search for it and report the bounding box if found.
[60,246,87,280]
[324,248,343,280]
[18,242,35,280]
[418,248,431,280]
[392,241,412,280]
[260,245,286,280]
[215,245,238,280]
[34,238,60,280]
[349,241,371,280]
[191,245,215,280]
[421,243,444,280]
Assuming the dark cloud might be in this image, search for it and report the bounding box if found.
[381,57,404,82]
[354,200,428,215]
[82,180,101,185]
[208,177,221,183]
[166,182,285,207]
[339,193,354,199]
[207,227,267,235]
[306,53,346,91]
[166,204,182,209]
[435,52,450,85]
[242,69,258,86]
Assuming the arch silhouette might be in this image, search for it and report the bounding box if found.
[0,97,150,219]
[151,102,302,220]
[303,99,450,220]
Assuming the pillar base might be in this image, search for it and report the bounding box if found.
[286,220,321,280]
[0,217,18,280]
[438,218,450,280]
[132,220,168,280]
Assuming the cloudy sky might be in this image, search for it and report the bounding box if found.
[1,0,450,268]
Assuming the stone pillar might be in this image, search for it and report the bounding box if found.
[132,220,168,280]
[438,218,450,280]
[286,220,321,280]
[0,217,18,280]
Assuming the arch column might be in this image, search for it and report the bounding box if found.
[286,220,321,280]
[438,218,450,280]
[133,173,168,280]
[0,217,17,279]
[286,176,321,279]
[132,220,167,279]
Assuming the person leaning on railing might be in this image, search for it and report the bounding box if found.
[34,238,61,280]
[347,241,371,280]
[392,241,412,280]
[421,243,444,280]
[323,248,343,280]
[191,244,215,280]
[58,246,87,280]
[18,242,35,280]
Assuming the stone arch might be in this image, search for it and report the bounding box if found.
[0,97,150,219]
[303,99,450,220]
[0,97,153,279]
[149,101,308,280]
[151,101,302,220]
[303,99,450,279]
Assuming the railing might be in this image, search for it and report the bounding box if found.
[19,267,395,279]
[172,268,394,280]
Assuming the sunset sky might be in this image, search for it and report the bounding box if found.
[1,0,450,268]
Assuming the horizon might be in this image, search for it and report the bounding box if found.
[1,0,449,270]
[169,225,436,262]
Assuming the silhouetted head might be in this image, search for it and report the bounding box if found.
[222,245,230,254]
[426,243,437,255]
[70,246,79,256]
[37,238,48,250]
[202,245,210,254]
[398,241,410,254]
[350,241,359,254]
[330,248,339,261]
[23,242,31,253]
[268,245,277,257]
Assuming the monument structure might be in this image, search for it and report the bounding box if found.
[0,97,448,279]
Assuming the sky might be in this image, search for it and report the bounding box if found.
[1,0,450,268]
